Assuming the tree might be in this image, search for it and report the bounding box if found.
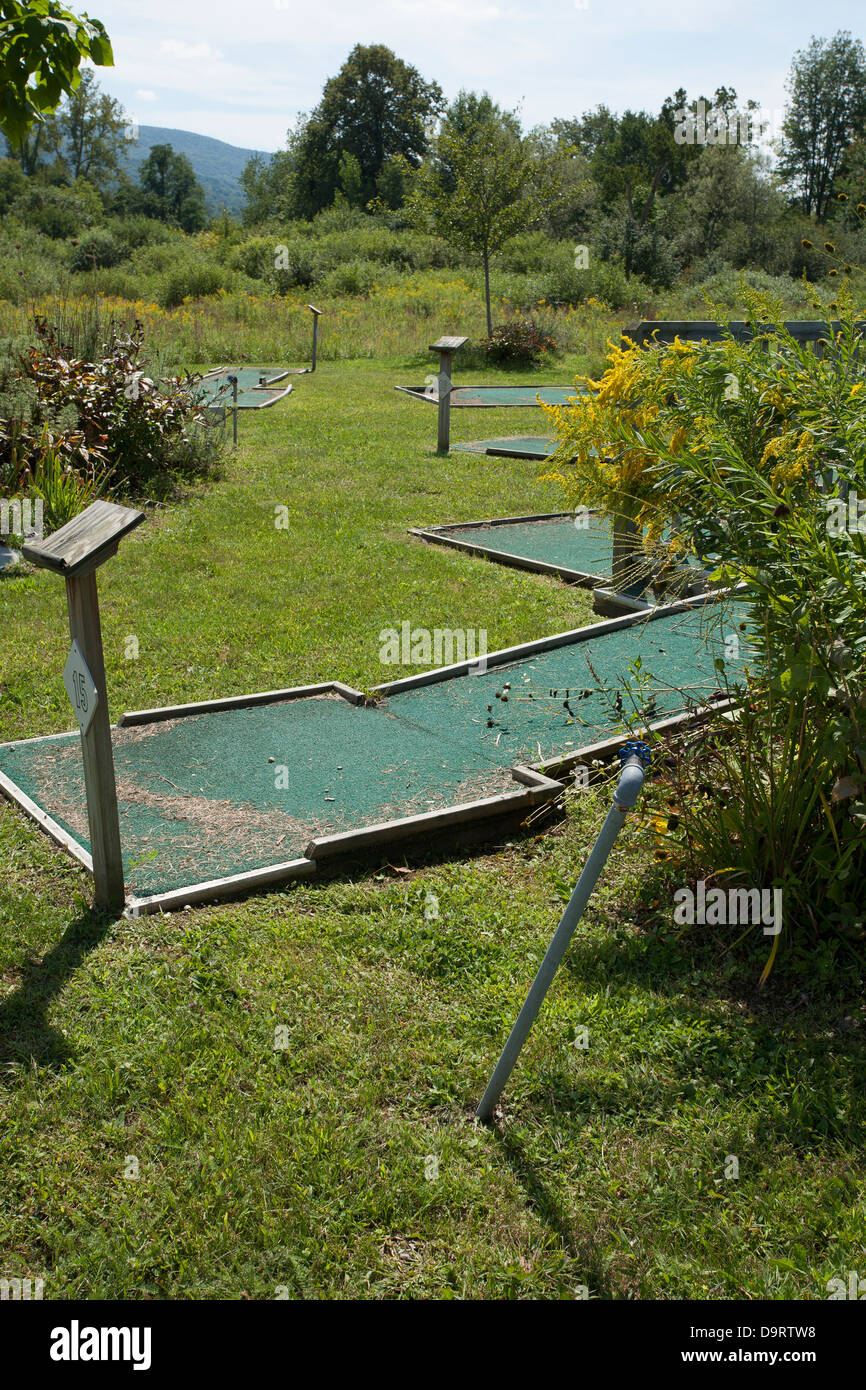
[407,97,559,335]
[136,144,207,231]
[587,96,696,280]
[5,110,62,174]
[778,31,866,219]
[57,68,132,184]
[291,45,443,216]
[0,155,26,212]
[833,138,866,225]
[336,150,363,207]
[677,145,774,261]
[532,123,597,238]
[0,1,113,149]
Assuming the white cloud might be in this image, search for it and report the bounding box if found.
[84,0,854,152]
[159,40,224,63]
[391,0,503,20]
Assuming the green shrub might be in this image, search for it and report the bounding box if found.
[69,230,130,272]
[318,258,400,298]
[157,261,231,308]
[676,266,813,314]
[10,184,97,240]
[18,313,222,494]
[231,235,278,281]
[0,225,65,303]
[105,214,175,250]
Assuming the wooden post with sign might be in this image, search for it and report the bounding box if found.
[23,501,144,911]
[307,304,322,371]
[429,336,468,454]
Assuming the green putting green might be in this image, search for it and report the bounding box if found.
[396,385,584,407]
[452,436,558,459]
[0,604,742,902]
[416,514,612,582]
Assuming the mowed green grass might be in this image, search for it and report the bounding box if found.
[1,357,864,1300]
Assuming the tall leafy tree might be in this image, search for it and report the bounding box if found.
[0,1,113,148]
[57,68,132,184]
[587,95,695,279]
[778,31,866,219]
[291,44,443,216]
[240,146,297,225]
[407,96,559,334]
[136,144,207,232]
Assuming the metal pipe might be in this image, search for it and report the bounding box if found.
[476,740,652,1124]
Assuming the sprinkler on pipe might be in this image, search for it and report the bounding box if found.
[476,739,652,1125]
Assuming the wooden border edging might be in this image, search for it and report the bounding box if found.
[119,680,366,726]
[305,765,563,861]
[409,511,607,587]
[0,769,94,872]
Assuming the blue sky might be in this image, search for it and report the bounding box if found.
[89,0,865,152]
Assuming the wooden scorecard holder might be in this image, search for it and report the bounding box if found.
[430,336,468,453]
[23,501,145,911]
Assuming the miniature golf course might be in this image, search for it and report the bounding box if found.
[0,599,741,910]
[197,367,292,410]
[411,512,612,584]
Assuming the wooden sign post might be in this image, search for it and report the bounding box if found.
[23,501,145,911]
[307,304,323,371]
[229,374,239,446]
[429,336,468,453]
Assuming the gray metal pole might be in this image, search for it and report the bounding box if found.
[311,312,319,371]
[476,741,651,1123]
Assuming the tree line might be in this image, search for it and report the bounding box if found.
[2,20,866,331]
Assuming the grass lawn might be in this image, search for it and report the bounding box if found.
[1,355,864,1300]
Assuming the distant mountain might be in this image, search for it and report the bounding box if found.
[121,126,270,217]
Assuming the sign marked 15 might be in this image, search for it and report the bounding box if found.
[63,639,99,736]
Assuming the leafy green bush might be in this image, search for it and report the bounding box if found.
[21,313,222,493]
[11,184,98,240]
[318,258,400,298]
[231,235,278,280]
[157,260,231,308]
[0,224,65,302]
[676,265,813,314]
[27,430,109,530]
[69,229,129,272]
[105,214,175,250]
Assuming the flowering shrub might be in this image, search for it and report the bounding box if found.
[546,282,866,953]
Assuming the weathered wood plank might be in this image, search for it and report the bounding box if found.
[65,569,126,909]
[430,335,468,351]
[23,500,144,577]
